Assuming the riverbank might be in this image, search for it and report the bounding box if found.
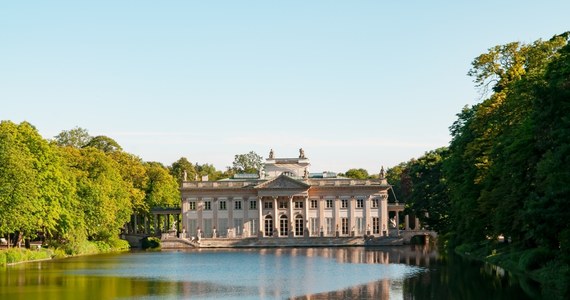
[1,239,131,267]
[455,243,569,299]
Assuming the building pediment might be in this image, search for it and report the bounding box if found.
[255,174,310,190]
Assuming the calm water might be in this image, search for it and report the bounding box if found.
[0,246,537,299]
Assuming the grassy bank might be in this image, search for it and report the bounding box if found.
[455,242,569,299]
[1,238,130,267]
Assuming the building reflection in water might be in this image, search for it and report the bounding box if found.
[289,245,437,299]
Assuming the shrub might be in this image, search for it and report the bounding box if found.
[141,237,161,250]
[107,237,130,251]
[0,252,6,266]
[519,247,554,271]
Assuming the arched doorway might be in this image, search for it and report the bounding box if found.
[264,215,273,237]
[295,215,304,237]
[280,215,288,237]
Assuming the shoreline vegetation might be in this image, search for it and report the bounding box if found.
[0,238,130,267]
[0,239,130,268]
[454,242,569,299]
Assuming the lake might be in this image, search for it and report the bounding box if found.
[0,246,537,299]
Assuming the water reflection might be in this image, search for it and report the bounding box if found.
[0,246,536,299]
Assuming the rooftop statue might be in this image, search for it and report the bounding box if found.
[269,149,274,159]
[299,148,305,159]
[380,166,386,179]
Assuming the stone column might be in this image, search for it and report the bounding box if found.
[273,196,278,236]
[380,194,388,236]
[318,197,325,236]
[304,196,309,237]
[415,217,421,230]
[228,197,234,234]
[288,196,294,237]
[349,196,356,236]
[334,196,340,237]
[405,215,410,230]
[258,196,263,237]
[197,197,203,235]
[212,197,218,234]
[362,196,372,235]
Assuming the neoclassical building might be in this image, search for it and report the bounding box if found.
[180,149,396,239]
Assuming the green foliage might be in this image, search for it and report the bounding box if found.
[342,168,370,179]
[232,151,263,174]
[169,157,197,183]
[144,162,180,208]
[141,237,161,250]
[0,248,52,266]
[54,127,92,148]
[84,135,122,153]
[519,247,554,271]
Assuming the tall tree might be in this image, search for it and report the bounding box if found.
[169,157,197,182]
[85,135,122,153]
[232,151,263,174]
[144,162,180,208]
[54,127,91,148]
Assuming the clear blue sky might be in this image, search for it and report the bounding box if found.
[1,1,568,173]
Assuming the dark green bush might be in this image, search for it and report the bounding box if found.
[141,237,161,250]
[519,247,554,271]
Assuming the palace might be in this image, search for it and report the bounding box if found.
[180,149,407,240]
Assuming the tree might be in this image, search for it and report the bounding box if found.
[84,135,122,153]
[232,151,263,174]
[169,157,197,182]
[144,162,180,208]
[61,146,132,241]
[406,148,450,233]
[54,127,91,148]
[195,163,226,181]
[342,168,370,179]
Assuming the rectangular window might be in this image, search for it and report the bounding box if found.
[204,218,212,236]
[249,219,257,236]
[250,200,257,210]
[234,200,242,210]
[264,201,273,209]
[372,199,378,208]
[189,201,196,210]
[341,218,349,235]
[218,218,228,236]
[294,201,303,209]
[356,199,364,208]
[326,199,333,208]
[356,217,363,234]
[310,199,318,209]
[233,218,242,235]
[219,200,226,210]
[204,201,211,210]
[341,199,348,208]
[326,218,333,235]
[372,217,380,234]
[279,201,288,209]
[188,219,197,237]
[310,218,319,235]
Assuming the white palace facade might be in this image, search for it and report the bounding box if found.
[180,149,402,240]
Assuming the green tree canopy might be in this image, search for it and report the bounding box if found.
[54,127,92,148]
[232,151,263,174]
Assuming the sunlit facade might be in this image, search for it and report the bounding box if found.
[180,150,392,239]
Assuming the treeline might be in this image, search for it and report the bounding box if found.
[388,32,570,297]
[0,124,182,254]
